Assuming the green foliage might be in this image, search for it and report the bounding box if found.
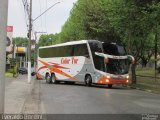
[5,72,13,78]
[60,0,120,43]
[104,0,160,63]
[7,64,18,78]
[38,0,160,66]
[13,37,28,46]
[38,33,61,46]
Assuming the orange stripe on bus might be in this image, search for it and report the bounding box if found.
[38,60,76,80]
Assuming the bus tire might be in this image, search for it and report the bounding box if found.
[50,73,58,84]
[85,75,92,87]
[45,73,51,83]
[108,84,112,88]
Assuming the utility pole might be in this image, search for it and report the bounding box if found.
[0,0,8,113]
[29,1,60,76]
[28,0,32,83]
[34,32,46,72]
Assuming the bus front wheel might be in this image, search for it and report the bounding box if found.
[85,75,92,87]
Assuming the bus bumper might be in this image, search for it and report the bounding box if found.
[97,76,129,85]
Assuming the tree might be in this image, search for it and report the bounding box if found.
[60,0,120,43]
[13,37,28,46]
[40,0,160,84]
[38,33,61,47]
[104,0,160,84]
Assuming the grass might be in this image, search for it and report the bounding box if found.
[136,68,159,77]
[131,83,160,94]
[5,72,13,77]
[130,67,160,94]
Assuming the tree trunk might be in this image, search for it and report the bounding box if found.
[131,63,137,84]
[158,67,160,73]
[142,59,147,68]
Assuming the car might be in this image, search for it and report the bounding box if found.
[18,67,28,74]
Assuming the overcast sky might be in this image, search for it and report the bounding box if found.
[8,0,77,38]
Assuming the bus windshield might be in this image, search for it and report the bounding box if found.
[102,43,130,75]
[105,59,129,75]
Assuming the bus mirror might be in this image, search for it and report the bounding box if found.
[128,55,135,64]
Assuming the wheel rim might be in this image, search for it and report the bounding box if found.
[85,76,91,85]
[51,75,56,83]
[86,78,90,84]
[46,74,50,82]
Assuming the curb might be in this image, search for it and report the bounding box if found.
[21,79,41,114]
[128,85,159,94]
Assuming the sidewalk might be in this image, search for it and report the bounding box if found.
[5,75,41,114]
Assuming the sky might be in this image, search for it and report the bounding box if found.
[8,0,77,38]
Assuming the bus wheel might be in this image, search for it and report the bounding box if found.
[45,73,51,83]
[50,74,57,84]
[108,84,112,88]
[85,75,92,87]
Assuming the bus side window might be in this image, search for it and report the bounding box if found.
[74,44,89,58]
[57,46,73,57]
[67,46,74,56]
[89,42,105,72]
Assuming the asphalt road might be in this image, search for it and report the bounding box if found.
[39,80,160,114]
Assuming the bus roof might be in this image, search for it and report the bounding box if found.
[39,40,97,49]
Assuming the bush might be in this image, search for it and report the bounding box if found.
[7,65,18,78]
[7,69,14,73]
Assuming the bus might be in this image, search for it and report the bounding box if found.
[36,40,134,88]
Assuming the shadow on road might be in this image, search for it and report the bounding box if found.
[39,80,131,90]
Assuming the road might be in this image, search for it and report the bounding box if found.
[38,80,160,114]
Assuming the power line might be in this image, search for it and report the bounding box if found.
[20,0,29,31]
[45,0,47,32]
[22,0,29,31]
[33,1,60,22]
[39,0,43,32]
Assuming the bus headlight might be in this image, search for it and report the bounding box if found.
[126,80,129,83]
[126,75,129,79]
[106,79,109,83]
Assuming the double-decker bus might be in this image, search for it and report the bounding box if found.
[36,40,134,88]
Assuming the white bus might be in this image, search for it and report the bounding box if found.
[36,40,134,88]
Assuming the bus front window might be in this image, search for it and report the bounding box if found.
[103,43,130,75]
[105,59,129,75]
